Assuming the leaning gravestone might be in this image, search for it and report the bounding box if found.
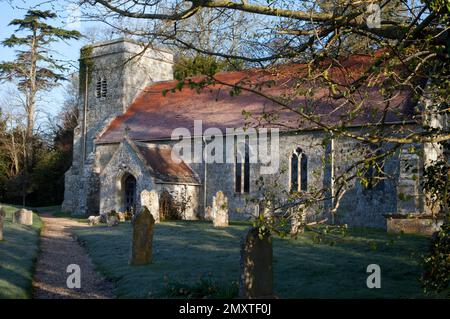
[0,207,6,241]
[239,227,273,299]
[13,209,33,226]
[212,191,229,227]
[130,206,155,266]
[140,190,160,223]
[107,210,119,227]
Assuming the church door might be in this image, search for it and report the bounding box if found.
[124,174,136,212]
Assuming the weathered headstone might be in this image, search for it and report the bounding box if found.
[239,227,273,299]
[12,209,33,226]
[87,215,101,226]
[204,206,214,221]
[107,210,119,227]
[0,207,6,241]
[130,206,155,266]
[212,191,228,227]
[117,212,126,222]
[140,190,160,222]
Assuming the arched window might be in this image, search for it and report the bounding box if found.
[123,174,136,212]
[235,143,250,194]
[290,148,307,192]
[362,143,385,190]
[235,153,242,193]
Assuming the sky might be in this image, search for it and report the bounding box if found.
[0,0,99,125]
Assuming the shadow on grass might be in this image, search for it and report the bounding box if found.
[0,204,42,299]
[71,220,432,299]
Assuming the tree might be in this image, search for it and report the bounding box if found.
[0,109,9,197]
[174,55,243,80]
[0,9,81,205]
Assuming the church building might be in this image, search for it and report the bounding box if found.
[62,38,443,229]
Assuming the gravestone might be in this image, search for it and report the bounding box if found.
[107,210,119,227]
[87,215,101,226]
[212,191,228,227]
[130,206,155,266]
[204,206,214,221]
[0,207,6,241]
[140,190,160,222]
[117,212,126,222]
[13,209,33,226]
[239,227,273,299]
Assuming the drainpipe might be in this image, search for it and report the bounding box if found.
[82,65,89,165]
[330,133,335,224]
[203,135,207,213]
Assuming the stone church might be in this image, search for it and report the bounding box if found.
[62,38,444,228]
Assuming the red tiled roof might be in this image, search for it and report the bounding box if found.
[97,54,416,144]
[133,142,200,184]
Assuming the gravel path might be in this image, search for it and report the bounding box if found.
[32,212,115,299]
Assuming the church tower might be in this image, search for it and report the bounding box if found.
[62,38,174,215]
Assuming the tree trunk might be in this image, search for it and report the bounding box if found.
[22,27,39,207]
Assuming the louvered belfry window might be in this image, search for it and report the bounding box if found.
[96,78,107,98]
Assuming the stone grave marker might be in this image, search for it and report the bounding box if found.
[117,212,126,222]
[13,209,33,226]
[212,191,228,227]
[239,227,273,298]
[204,206,214,221]
[130,206,155,266]
[107,210,119,227]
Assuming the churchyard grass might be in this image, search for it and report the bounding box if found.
[35,205,87,223]
[73,220,433,298]
[0,203,42,299]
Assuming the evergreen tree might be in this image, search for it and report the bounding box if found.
[0,9,81,205]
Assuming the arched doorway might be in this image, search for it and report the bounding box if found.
[123,173,137,213]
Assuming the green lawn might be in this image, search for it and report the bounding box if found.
[34,205,87,223]
[73,220,433,299]
[0,203,42,299]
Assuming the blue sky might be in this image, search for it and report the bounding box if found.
[0,0,98,121]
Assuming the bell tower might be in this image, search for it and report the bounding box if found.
[80,38,174,161]
[62,38,173,215]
